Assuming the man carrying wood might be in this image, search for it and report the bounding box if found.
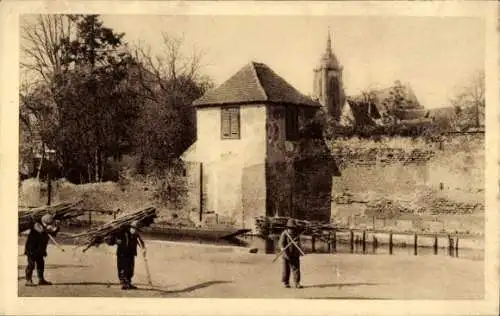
[24,214,59,286]
[278,219,304,289]
[105,220,146,290]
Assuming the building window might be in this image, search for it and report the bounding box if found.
[286,107,299,140]
[221,107,240,139]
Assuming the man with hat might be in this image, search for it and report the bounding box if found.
[278,218,304,288]
[24,213,59,286]
[106,220,146,290]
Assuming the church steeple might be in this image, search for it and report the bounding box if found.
[313,28,345,121]
[320,28,339,70]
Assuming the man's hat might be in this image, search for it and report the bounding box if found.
[286,218,297,228]
[41,214,54,226]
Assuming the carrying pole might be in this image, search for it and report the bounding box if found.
[272,241,294,262]
[48,234,65,252]
[284,230,306,256]
[142,250,153,287]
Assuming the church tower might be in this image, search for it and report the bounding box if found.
[313,29,345,121]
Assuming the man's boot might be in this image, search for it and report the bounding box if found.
[38,279,52,285]
[128,283,138,290]
[25,280,35,287]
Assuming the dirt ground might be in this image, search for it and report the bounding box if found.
[17,239,484,299]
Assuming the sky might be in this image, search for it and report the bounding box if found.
[101,15,484,109]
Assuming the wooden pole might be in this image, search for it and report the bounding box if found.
[413,233,418,256]
[449,235,453,256]
[88,211,92,228]
[362,230,366,253]
[455,237,459,257]
[199,163,203,223]
[47,172,52,206]
[332,230,337,253]
[327,232,331,253]
[389,231,393,255]
[350,230,354,253]
[433,234,438,255]
[373,235,378,252]
[311,236,316,253]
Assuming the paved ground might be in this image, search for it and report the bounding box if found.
[17,239,484,299]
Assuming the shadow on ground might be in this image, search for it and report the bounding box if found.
[303,282,380,289]
[306,297,391,300]
[25,280,233,296]
[18,264,90,270]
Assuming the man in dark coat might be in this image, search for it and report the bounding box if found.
[278,218,303,288]
[24,213,59,286]
[106,220,146,290]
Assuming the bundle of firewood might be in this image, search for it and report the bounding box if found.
[74,207,157,252]
[255,216,335,237]
[19,200,84,233]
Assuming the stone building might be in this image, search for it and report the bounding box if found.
[312,30,346,122]
[181,61,338,232]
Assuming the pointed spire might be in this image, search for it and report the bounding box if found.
[326,27,332,54]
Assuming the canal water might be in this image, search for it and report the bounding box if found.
[141,232,484,261]
[247,235,484,261]
[23,227,484,261]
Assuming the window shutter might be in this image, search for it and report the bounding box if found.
[230,108,240,137]
[221,107,240,139]
[221,108,231,138]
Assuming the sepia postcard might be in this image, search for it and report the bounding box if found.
[0,1,499,315]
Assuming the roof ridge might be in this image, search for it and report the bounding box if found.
[249,61,269,101]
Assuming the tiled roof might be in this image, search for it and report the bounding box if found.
[192,62,320,108]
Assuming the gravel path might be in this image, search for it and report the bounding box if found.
[17,239,484,299]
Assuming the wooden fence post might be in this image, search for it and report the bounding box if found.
[389,231,393,255]
[455,237,459,257]
[414,233,418,256]
[373,235,378,252]
[433,234,438,255]
[350,230,354,253]
[311,236,316,253]
[362,230,366,253]
[448,235,453,257]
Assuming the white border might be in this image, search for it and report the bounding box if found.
[1,1,498,316]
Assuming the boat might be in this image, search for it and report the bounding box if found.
[141,224,251,241]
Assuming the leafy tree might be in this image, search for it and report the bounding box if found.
[55,15,140,183]
[20,14,141,183]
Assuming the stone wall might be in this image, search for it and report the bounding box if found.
[266,105,334,224]
[330,134,485,235]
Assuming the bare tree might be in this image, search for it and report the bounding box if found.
[450,70,485,129]
[132,33,211,102]
[20,14,76,177]
[130,33,213,172]
[20,14,75,86]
